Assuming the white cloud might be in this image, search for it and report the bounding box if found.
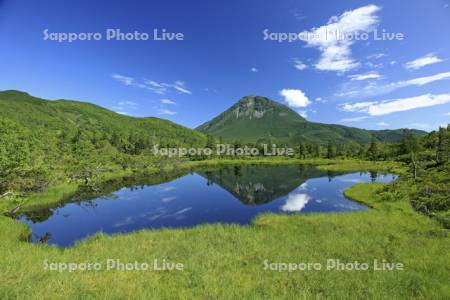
[390,60,397,65]
[161,99,176,105]
[376,122,389,126]
[342,93,450,116]
[172,81,192,94]
[279,89,311,108]
[112,74,192,95]
[250,67,258,72]
[348,71,381,81]
[299,4,381,72]
[399,72,450,86]
[142,80,168,94]
[293,58,307,70]
[117,101,137,107]
[281,194,310,212]
[298,110,308,118]
[405,54,444,70]
[340,116,368,122]
[112,100,138,115]
[157,109,177,115]
[112,74,134,86]
[446,112,450,116]
[367,53,386,59]
[315,97,327,103]
[365,61,384,69]
[342,101,376,112]
[336,71,450,98]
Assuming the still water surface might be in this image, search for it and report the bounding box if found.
[18,164,395,246]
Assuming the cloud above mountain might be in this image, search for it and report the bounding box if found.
[279,89,311,108]
[405,53,444,70]
[112,74,192,95]
[336,71,450,98]
[342,93,450,116]
[348,71,381,81]
[299,4,381,72]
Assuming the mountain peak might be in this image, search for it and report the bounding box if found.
[229,95,305,120]
[196,95,307,142]
[237,95,284,107]
[237,95,272,103]
[197,95,427,144]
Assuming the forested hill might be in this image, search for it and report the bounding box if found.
[197,96,427,144]
[0,90,206,148]
[0,90,206,192]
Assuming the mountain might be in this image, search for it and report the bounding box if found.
[0,91,426,148]
[0,90,206,148]
[196,96,426,144]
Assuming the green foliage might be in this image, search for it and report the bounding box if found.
[298,143,307,159]
[437,125,450,164]
[326,142,336,159]
[0,119,31,180]
[0,119,52,192]
[410,164,450,227]
[378,182,407,202]
[368,135,379,161]
[0,90,206,192]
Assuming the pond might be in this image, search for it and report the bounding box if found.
[17,164,396,246]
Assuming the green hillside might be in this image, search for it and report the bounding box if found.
[0,90,206,192]
[196,96,426,144]
[0,90,206,147]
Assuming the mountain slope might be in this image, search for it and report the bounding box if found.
[0,90,206,148]
[0,90,209,192]
[197,96,307,142]
[196,96,426,144]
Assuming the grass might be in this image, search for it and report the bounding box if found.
[0,169,135,214]
[0,160,448,299]
[312,160,406,176]
[0,165,183,214]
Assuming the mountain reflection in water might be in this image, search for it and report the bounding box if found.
[16,164,395,246]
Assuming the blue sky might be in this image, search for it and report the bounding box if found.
[1,0,450,131]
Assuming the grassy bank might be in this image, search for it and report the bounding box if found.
[0,160,448,299]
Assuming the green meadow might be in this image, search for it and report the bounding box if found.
[0,160,448,299]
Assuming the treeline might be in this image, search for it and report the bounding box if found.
[207,125,449,165]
